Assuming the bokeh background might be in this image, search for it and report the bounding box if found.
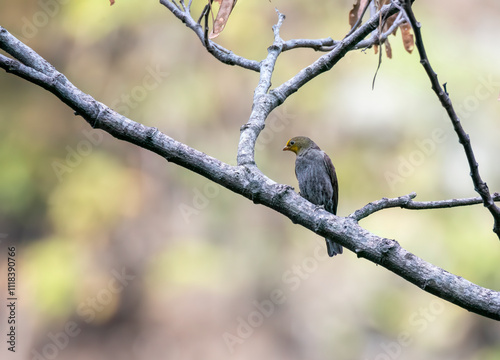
[1,0,500,359]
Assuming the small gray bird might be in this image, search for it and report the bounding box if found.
[283,136,342,256]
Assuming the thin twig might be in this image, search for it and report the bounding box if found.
[203,1,210,47]
[197,4,209,24]
[351,192,500,221]
[171,0,181,11]
[371,9,406,89]
[159,0,261,72]
[179,0,186,12]
[281,37,337,52]
[345,0,374,38]
[272,2,399,102]
[401,0,500,238]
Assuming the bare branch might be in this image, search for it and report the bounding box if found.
[282,37,337,52]
[346,0,374,37]
[401,0,500,238]
[272,2,398,102]
[2,4,500,320]
[159,0,260,72]
[236,10,286,166]
[351,192,500,221]
[281,14,405,54]
[2,24,500,320]
[236,4,400,167]
[351,192,417,220]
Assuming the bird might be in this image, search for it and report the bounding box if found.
[283,136,342,256]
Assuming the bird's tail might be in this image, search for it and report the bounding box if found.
[326,238,343,257]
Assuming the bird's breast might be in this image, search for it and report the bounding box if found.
[295,154,334,208]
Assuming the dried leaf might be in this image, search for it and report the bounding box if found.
[110,0,115,5]
[384,38,392,59]
[349,0,369,29]
[400,22,415,54]
[384,13,398,34]
[349,0,361,28]
[376,0,391,9]
[348,0,412,58]
[209,0,236,39]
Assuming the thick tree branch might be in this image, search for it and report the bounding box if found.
[236,10,286,166]
[1,24,500,320]
[401,0,500,238]
[351,192,500,221]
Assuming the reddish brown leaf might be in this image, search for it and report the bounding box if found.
[209,0,236,39]
[384,13,398,34]
[349,0,361,28]
[400,22,415,54]
[349,0,369,29]
[384,38,392,59]
[376,0,391,9]
[110,0,115,5]
[348,0,412,58]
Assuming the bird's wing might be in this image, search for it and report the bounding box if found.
[323,152,338,215]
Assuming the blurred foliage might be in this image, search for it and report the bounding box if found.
[1,0,500,359]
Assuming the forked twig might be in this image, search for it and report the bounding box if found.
[351,192,500,221]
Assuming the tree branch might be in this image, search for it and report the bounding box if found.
[401,0,500,239]
[272,2,398,102]
[236,10,286,166]
[1,23,500,320]
[281,14,406,53]
[159,0,261,72]
[159,2,400,169]
[237,4,400,166]
[351,192,500,221]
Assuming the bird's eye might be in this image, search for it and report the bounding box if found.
[290,141,295,145]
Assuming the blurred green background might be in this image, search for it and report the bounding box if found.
[1,0,500,359]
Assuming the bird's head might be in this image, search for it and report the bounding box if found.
[282,136,314,155]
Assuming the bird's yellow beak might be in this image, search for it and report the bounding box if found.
[283,140,298,153]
